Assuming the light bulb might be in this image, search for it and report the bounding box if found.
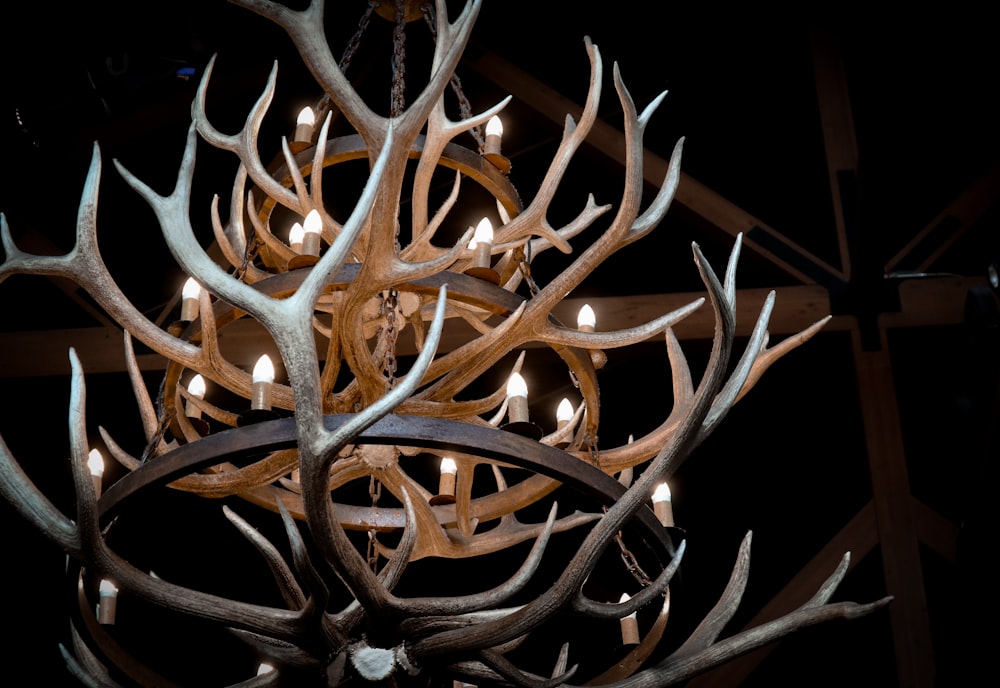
[301,209,322,256]
[180,277,201,321]
[556,398,574,426]
[253,355,275,384]
[486,115,503,138]
[87,449,104,477]
[506,372,527,399]
[577,303,596,331]
[289,222,305,252]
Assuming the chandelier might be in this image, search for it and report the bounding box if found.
[0,1,889,686]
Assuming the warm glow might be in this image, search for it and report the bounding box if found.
[440,457,458,475]
[474,217,493,245]
[486,115,503,137]
[182,277,201,300]
[187,374,206,399]
[506,372,528,399]
[253,355,275,384]
[556,398,574,423]
[652,482,672,503]
[289,222,305,246]
[87,449,104,477]
[303,209,322,235]
[577,303,596,329]
[297,106,315,127]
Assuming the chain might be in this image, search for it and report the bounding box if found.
[513,244,541,296]
[390,0,407,117]
[612,524,654,587]
[380,288,400,389]
[421,3,484,150]
[366,475,383,571]
[340,1,378,73]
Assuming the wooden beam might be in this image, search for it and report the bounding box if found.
[685,501,881,687]
[885,160,1000,274]
[463,43,846,287]
[810,29,858,280]
[852,324,935,687]
[0,286,834,378]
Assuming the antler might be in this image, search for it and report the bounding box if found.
[0,1,889,686]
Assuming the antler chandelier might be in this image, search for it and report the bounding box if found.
[0,1,889,686]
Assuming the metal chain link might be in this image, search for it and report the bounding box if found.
[390,0,407,117]
[340,1,379,73]
[367,475,383,571]
[380,288,400,389]
[613,526,654,587]
[514,244,541,296]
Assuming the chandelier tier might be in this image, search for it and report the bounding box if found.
[0,1,889,686]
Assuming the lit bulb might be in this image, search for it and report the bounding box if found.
[180,277,201,321]
[432,457,458,504]
[577,303,596,331]
[251,355,275,411]
[98,579,118,625]
[188,374,206,399]
[486,116,503,138]
[186,374,207,418]
[506,372,527,399]
[619,592,639,645]
[288,221,305,252]
[301,209,322,256]
[257,662,275,676]
[87,449,104,477]
[88,448,105,499]
[506,372,529,424]
[253,355,275,384]
[556,398,574,428]
[652,481,674,527]
[295,105,315,141]
[468,217,494,269]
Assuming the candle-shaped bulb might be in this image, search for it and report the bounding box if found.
[469,217,494,268]
[295,105,315,141]
[577,303,596,331]
[87,449,104,477]
[485,115,504,156]
[88,448,104,498]
[438,457,458,498]
[506,372,529,424]
[301,209,323,256]
[288,222,305,253]
[181,277,201,321]
[251,355,275,411]
[486,116,503,138]
[652,481,674,527]
[556,398,574,429]
[619,592,639,645]
[186,374,207,418]
[98,579,118,625]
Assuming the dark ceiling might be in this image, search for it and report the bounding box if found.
[1,2,998,686]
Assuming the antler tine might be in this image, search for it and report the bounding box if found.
[478,649,578,688]
[193,56,303,218]
[223,504,307,610]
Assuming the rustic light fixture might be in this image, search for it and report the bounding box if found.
[0,1,890,686]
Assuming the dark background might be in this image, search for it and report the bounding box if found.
[1,2,997,686]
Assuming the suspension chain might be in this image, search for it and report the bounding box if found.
[390,0,407,117]
[366,475,383,571]
[380,288,400,389]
